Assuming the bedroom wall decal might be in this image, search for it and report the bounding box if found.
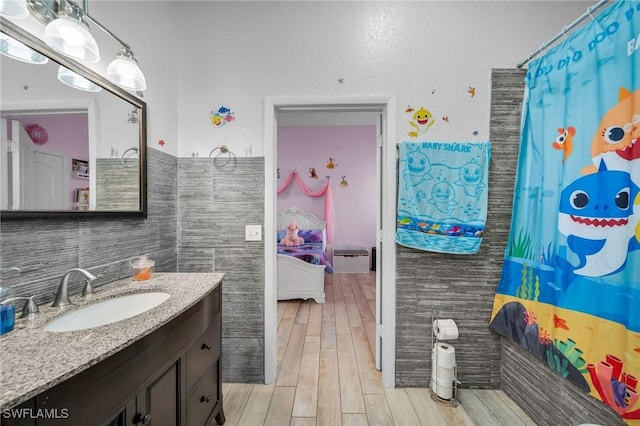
[340,176,348,188]
[25,123,48,145]
[209,105,235,128]
[309,167,318,179]
[489,1,640,422]
[407,105,435,138]
[278,170,334,242]
[326,158,337,169]
[468,86,476,98]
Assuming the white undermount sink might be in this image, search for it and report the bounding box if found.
[43,292,171,332]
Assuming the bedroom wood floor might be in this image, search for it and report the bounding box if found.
[222,272,535,425]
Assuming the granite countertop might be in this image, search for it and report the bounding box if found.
[0,272,224,410]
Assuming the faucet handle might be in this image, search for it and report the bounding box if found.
[82,273,104,299]
[18,296,39,319]
[82,279,94,298]
[2,296,39,319]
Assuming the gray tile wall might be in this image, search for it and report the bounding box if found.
[177,157,264,383]
[491,69,624,425]
[502,338,623,425]
[0,148,178,306]
[95,159,140,211]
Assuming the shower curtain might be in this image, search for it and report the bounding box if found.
[490,1,640,422]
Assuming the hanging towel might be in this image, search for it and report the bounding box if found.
[395,141,491,254]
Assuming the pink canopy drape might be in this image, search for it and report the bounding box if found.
[277,170,333,242]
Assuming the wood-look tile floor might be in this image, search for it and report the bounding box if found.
[223,272,535,425]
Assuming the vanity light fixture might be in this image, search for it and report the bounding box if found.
[0,0,29,19]
[106,46,146,92]
[42,0,99,63]
[57,65,101,92]
[0,32,48,63]
[27,0,147,92]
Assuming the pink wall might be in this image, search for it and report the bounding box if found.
[277,125,377,255]
[15,114,89,204]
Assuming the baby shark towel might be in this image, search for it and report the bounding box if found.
[395,141,491,254]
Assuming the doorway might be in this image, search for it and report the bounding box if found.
[264,96,397,387]
[1,118,70,210]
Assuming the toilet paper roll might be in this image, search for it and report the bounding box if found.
[433,319,458,340]
[433,382,454,400]
[431,367,455,400]
[435,366,455,385]
[431,342,456,400]
[434,342,456,368]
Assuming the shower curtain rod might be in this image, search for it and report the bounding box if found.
[516,0,609,69]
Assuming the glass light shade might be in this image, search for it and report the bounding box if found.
[57,66,101,92]
[0,33,48,64]
[106,51,146,91]
[43,15,100,63]
[0,0,29,18]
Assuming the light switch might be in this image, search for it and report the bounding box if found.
[245,225,262,241]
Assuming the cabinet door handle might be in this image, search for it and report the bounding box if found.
[133,413,151,424]
[200,395,211,403]
[201,343,212,350]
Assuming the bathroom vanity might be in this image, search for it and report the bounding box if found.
[0,273,225,425]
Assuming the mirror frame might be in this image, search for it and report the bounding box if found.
[0,17,147,220]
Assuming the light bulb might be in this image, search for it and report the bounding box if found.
[57,66,101,92]
[0,0,29,19]
[107,49,147,91]
[43,15,100,63]
[0,33,48,64]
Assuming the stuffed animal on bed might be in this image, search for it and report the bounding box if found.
[281,221,305,247]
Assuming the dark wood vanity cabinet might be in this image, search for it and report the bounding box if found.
[3,283,224,426]
[187,320,222,426]
[128,361,180,426]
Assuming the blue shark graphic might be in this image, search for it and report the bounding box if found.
[401,149,433,189]
[454,159,486,198]
[428,179,458,214]
[557,160,640,277]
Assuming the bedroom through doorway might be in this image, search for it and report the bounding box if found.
[275,109,380,379]
[264,96,397,388]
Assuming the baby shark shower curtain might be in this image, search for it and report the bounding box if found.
[489,1,640,422]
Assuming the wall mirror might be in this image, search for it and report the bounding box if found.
[0,17,147,220]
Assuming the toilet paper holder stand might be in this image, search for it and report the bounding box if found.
[430,310,460,407]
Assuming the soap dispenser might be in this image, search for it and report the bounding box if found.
[0,267,21,335]
[0,282,15,335]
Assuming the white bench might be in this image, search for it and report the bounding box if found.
[333,245,370,273]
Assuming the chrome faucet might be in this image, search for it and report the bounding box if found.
[52,268,98,307]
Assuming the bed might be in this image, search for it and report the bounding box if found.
[277,207,333,304]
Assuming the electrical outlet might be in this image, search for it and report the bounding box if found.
[245,225,262,241]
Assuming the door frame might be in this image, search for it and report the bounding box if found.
[264,95,397,387]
